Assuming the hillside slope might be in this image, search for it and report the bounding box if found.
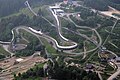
[0,0,62,18]
[84,0,120,11]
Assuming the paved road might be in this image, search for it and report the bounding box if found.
[108,41,119,49]
[24,1,120,80]
[82,41,87,59]
[108,67,120,80]
[25,1,78,50]
[15,27,29,43]
[0,0,102,57]
[0,28,15,56]
[103,19,119,45]
[57,5,103,55]
[66,14,102,47]
[24,1,103,56]
[64,27,102,56]
[0,28,14,45]
[1,1,119,80]
[2,45,14,56]
[15,26,98,56]
[64,14,102,46]
[24,1,38,16]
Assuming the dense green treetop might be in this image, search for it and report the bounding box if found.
[84,0,120,11]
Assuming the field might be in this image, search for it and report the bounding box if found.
[0,45,10,56]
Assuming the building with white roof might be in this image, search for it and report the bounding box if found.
[16,58,23,62]
[50,6,64,16]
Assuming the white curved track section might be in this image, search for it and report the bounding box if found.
[25,1,38,16]
[0,41,10,44]
[49,6,69,41]
[11,29,15,42]
[24,1,78,50]
[29,27,77,50]
[29,27,43,35]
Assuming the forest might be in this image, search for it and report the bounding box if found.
[0,0,62,17]
[14,57,100,80]
[84,0,120,11]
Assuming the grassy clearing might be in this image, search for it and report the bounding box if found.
[78,29,93,37]
[40,37,57,55]
[20,8,34,17]
[19,29,38,42]
[101,74,110,80]
[20,6,41,18]
[19,29,57,55]
[0,45,10,56]
[34,63,44,69]
[41,6,55,24]
[85,41,96,51]
[72,48,83,53]
[13,29,28,44]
